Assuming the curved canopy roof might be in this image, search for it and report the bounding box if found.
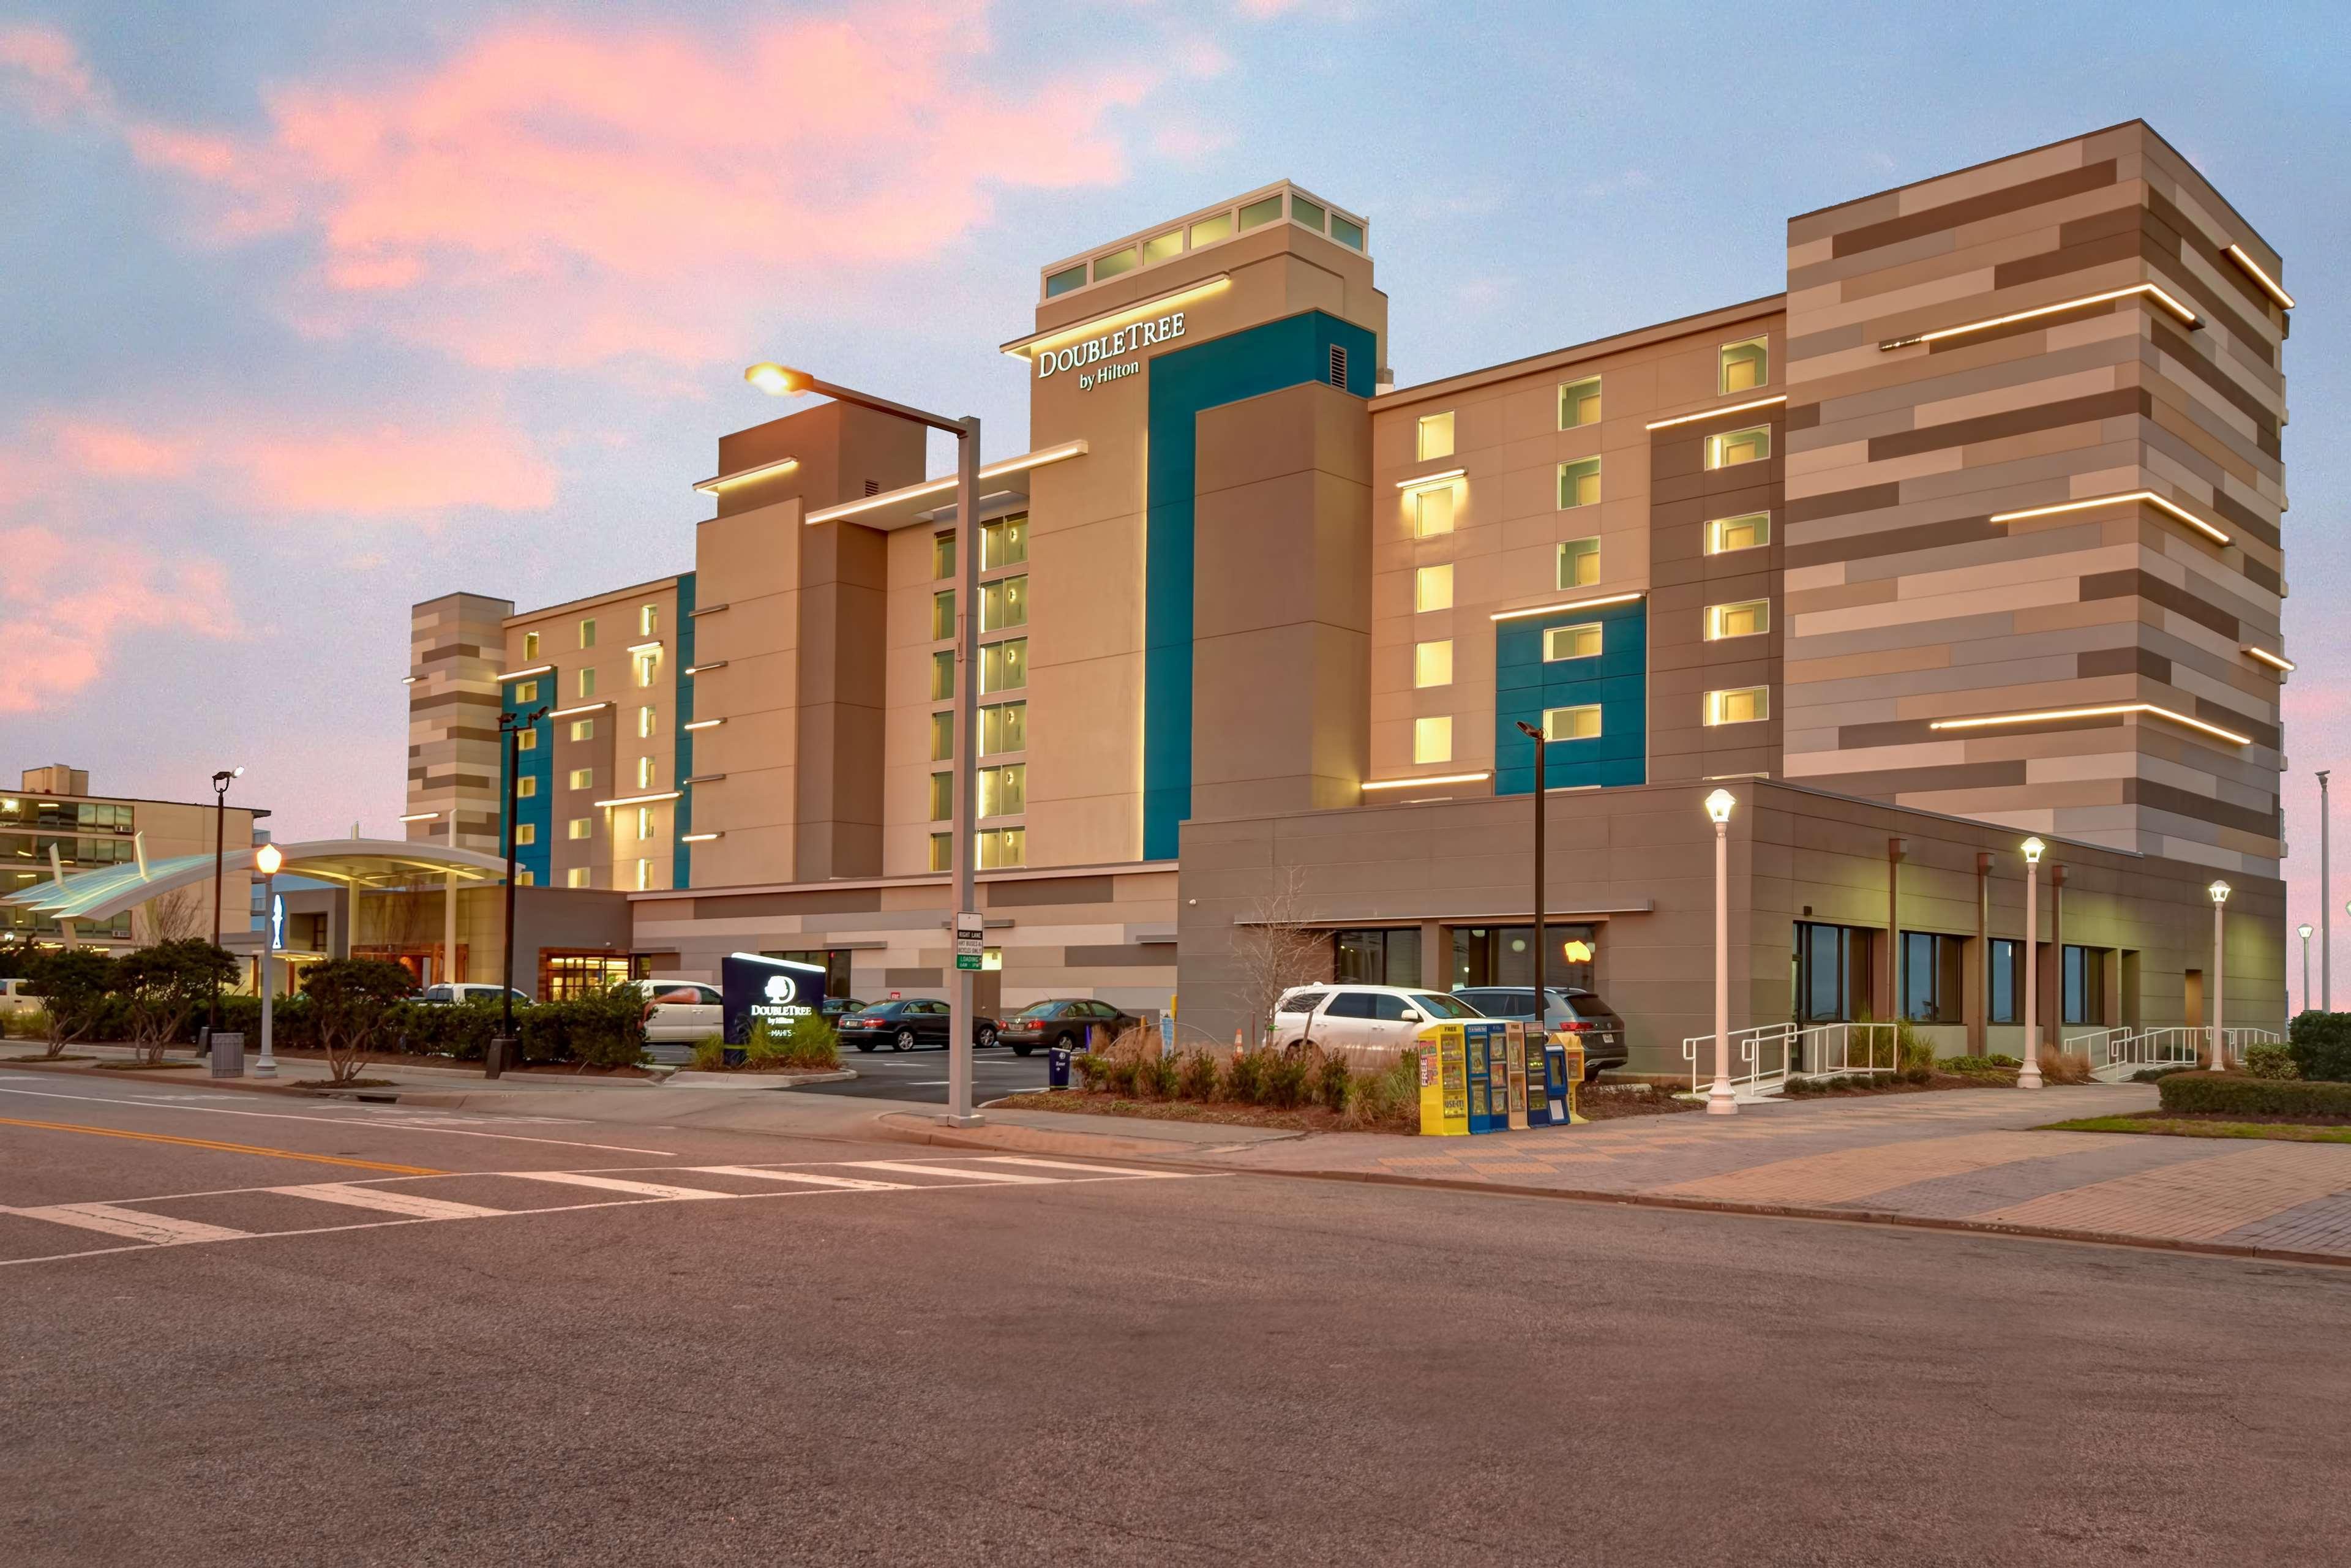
[1,838,509,925]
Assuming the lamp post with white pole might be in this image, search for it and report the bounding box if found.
[2019,838,2045,1090]
[204,765,244,1049]
[748,361,985,1128]
[2210,880,2231,1070]
[2300,923,2314,1018]
[252,842,283,1078]
[1704,789,1737,1116]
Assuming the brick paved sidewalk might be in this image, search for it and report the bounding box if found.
[1190,1085,2351,1264]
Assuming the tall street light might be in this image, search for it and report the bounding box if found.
[494,704,548,1079]
[2210,880,2232,1070]
[1514,721,1548,1010]
[2019,838,2045,1090]
[253,842,283,1078]
[2300,923,2314,1018]
[1704,788,1737,1116]
[2320,770,2332,1010]
[749,361,986,1128]
[206,765,244,1047]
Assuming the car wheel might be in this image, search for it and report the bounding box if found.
[977,1026,999,1050]
[1011,1043,1033,1057]
[893,1027,917,1052]
[854,1039,877,1053]
[1056,1031,1079,1052]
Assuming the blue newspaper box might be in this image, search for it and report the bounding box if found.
[1048,1045,1073,1091]
[1542,1043,1573,1125]
[1464,1021,1504,1134]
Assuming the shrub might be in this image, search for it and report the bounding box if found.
[2131,1065,2191,1084]
[1316,1048,1353,1114]
[519,984,645,1068]
[4,1006,50,1041]
[1177,1050,1218,1101]
[2158,1072,2351,1119]
[1139,1051,1182,1099]
[1941,1055,2019,1078]
[301,958,418,1082]
[691,1035,726,1071]
[1072,1052,1110,1091]
[1893,1019,1935,1077]
[2038,1048,2093,1085]
[1223,1046,1268,1105]
[746,1011,839,1070]
[21,948,116,1057]
[117,940,237,1063]
[2243,1043,2299,1081]
[1344,1048,1420,1130]
[2287,1011,2351,1083]
[1264,1049,1311,1109]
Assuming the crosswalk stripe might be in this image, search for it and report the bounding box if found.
[846,1160,1057,1185]
[501,1171,730,1201]
[271,1184,510,1220]
[686,1166,911,1191]
[976,1155,1189,1180]
[8,1202,249,1245]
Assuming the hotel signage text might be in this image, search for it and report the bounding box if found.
[1035,310,1187,389]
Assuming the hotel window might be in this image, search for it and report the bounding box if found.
[1707,512,1770,554]
[636,806,654,839]
[1542,704,1602,741]
[517,777,538,798]
[1543,623,1602,662]
[1558,457,1600,509]
[981,576,1027,631]
[932,590,956,642]
[639,604,659,637]
[1705,686,1769,725]
[514,680,538,704]
[516,729,538,752]
[1291,193,1326,231]
[931,650,956,702]
[1334,928,1422,988]
[932,531,956,580]
[1413,715,1452,764]
[1190,211,1232,247]
[568,818,593,840]
[515,869,535,887]
[579,618,597,650]
[1414,564,1453,613]
[570,718,594,742]
[981,514,1027,569]
[1413,484,1455,539]
[2063,946,2109,1026]
[635,858,652,891]
[981,701,1026,756]
[1707,600,1769,640]
[514,823,536,846]
[632,648,659,688]
[1237,193,1283,231]
[1093,245,1137,282]
[636,757,655,790]
[981,638,1027,694]
[1557,536,1599,589]
[1330,212,1364,249]
[929,833,951,872]
[1706,426,1770,469]
[1414,640,1453,688]
[1044,263,1086,299]
[1558,376,1600,429]
[930,711,954,762]
[929,773,952,822]
[579,667,597,699]
[1900,932,1966,1025]
[978,763,1026,819]
[1988,939,2023,1025]
[566,868,591,889]
[637,705,656,740]
[569,768,594,790]
[978,827,1026,869]
[1719,337,1768,395]
[1417,411,1455,461]
[1142,228,1182,264]
[523,632,539,660]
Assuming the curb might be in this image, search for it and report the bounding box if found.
[662,1068,858,1089]
[870,1109,1284,1160]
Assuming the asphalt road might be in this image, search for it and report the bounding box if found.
[803,1042,1054,1102]
[5,1070,2347,1566]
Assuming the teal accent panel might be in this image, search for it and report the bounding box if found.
[501,675,554,885]
[672,571,695,887]
[1142,309,1375,860]
[1493,600,1647,794]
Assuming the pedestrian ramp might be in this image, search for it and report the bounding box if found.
[2082,1027,2281,1082]
[1679,1022,1901,1101]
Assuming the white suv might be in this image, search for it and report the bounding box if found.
[1267,984,1482,1058]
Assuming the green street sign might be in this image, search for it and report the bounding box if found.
[955,954,982,970]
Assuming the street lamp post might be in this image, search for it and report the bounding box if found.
[2300,923,2314,1018]
[2019,838,2045,1090]
[1704,789,1737,1116]
[1514,721,1547,1009]
[2210,880,2232,1070]
[253,842,283,1078]
[493,705,548,1079]
[2321,771,2332,1011]
[205,765,244,1048]
[749,361,985,1127]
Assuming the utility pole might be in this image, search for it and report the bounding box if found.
[2321,770,2332,1012]
[205,766,242,1048]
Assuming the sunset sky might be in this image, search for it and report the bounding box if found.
[4,2,2346,955]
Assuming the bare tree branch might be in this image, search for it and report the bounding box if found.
[1227,865,1330,1048]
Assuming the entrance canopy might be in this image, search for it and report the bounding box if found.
[1,838,509,926]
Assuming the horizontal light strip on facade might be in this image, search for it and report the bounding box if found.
[683,661,727,675]
[691,456,799,495]
[1490,591,1645,623]
[627,640,661,653]
[680,832,722,843]
[1927,703,2252,746]
[593,791,683,808]
[998,276,1231,358]
[2243,646,2295,672]
[495,665,554,682]
[400,675,418,685]
[684,773,727,784]
[549,701,609,718]
[804,440,1090,525]
[1394,467,1466,490]
[681,718,723,731]
[397,812,440,822]
[1879,283,2202,351]
[2225,244,2295,309]
[1361,771,1491,792]
[1989,489,2230,546]
[1643,394,1787,430]
[688,602,729,617]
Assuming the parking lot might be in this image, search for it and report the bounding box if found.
[797,1043,1056,1103]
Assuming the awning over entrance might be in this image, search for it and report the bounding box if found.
[1,838,509,926]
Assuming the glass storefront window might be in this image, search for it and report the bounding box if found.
[1794,922,1868,1024]
[1449,925,1596,992]
[2063,945,2107,1026]
[1988,938,2022,1024]
[1333,928,1422,988]
[1900,931,1965,1024]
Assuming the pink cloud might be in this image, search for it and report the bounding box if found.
[0,24,102,121]
[51,421,191,478]
[233,422,556,516]
[0,523,237,714]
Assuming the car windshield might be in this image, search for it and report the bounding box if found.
[1412,992,1479,1020]
[1565,993,1623,1024]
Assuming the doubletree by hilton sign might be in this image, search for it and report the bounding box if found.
[1034,310,1188,390]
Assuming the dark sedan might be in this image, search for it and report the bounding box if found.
[1452,986,1630,1080]
[997,999,1137,1057]
[837,998,1000,1053]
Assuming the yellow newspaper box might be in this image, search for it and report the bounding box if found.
[1415,1022,1469,1136]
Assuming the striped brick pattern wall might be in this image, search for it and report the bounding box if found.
[407,591,512,853]
[1778,121,2287,876]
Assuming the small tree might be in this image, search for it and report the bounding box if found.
[302,958,417,1082]
[115,939,236,1063]
[1226,866,1332,1048]
[137,884,211,944]
[21,948,117,1059]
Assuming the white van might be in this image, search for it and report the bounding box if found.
[1267,984,1483,1058]
[1,978,43,1018]
[631,977,724,1060]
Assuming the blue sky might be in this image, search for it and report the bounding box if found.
[4,0,2347,961]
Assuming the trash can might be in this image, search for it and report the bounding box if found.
[209,1031,246,1078]
[1048,1045,1073,1091]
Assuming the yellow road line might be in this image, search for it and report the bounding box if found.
[0,1117,444,1176]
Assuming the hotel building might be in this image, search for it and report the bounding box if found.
[407,122,2292,1061]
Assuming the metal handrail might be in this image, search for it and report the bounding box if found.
[1799,1021,1898,1078]
[1681,1023,1795,1094]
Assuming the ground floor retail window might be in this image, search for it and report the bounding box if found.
[1449,923,1596,992]
[540,950,644,1000]
[2063,945,2107,1026]
[1793,922,1870,1024]
[1987,938,2023,1024]
[1333,928,1422,988]
[1900,931,1965,1024]
[763,949,855,999]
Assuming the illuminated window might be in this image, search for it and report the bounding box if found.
[1142,228,1182,264]
[579,667,597,699]
[932,591,955,642]
[569,768,594,790]
[517,777,538,799]
[636,756,655,790]
[1417,411,1455,461]
[514,681,538,704]
[1706,426,1770,469]
[1414,715,1453,764]
[1706,687,1769,725]
[929,773,952,822]
[1707,512,1770,554]
[1719,337,1768,395]
[981,701,1026,756]
[638,705,656,740]
[635,858,652,891]
[515,869,534,887]
[1190,212,1232,247]
[981,514,1027,569]
[931,650,955,701]
[514,823,536,846]
[516,730,538,752]
[1557,537,1599,588]
[981,576,1027,631]
[929,833,951,871]
[570,718,594,742]
[1558,457,1601,509]
[639,604,659,637]
[1045,264,1086,299]
[523,632,539,660]
[632,648,659,688]
[1415,564,1453,613]
[981,638,1027,694]
[636,806,654,839]
[1558,376,1601,429]
[1707,600,1770,640]
[978,827,1026,869]
[566,867,591,888]
[1291,193,1326,232]
[1414,484,1455,538]
[1093,246,1137,282]
[1543,623,1602,661]
[1543,704,1602,741]
[579,619,597,650]
[1238,194,1283,231]
[978,763,1026,818]
[932,531,956,580]
[930,711,954,762]
[568,818,592,840]
[1414,640,1453,688]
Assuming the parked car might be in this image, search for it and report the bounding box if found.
[1450,986,1629,1080]
[1265,984,1481,1056]
[631,978,725,1060]
[416,983,533,1006]
[837,998,1000,1053]
[819,997,866,1024]
[998,999,1137,1057]
[1,977,43,1017]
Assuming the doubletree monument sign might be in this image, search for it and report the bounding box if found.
[720,952,827,1046]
